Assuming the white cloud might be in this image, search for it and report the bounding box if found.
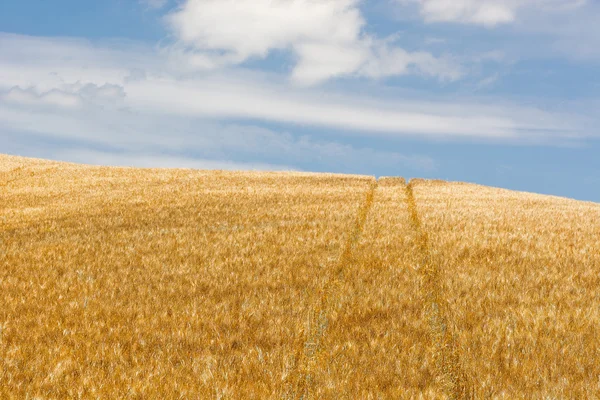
[0,32,592,154]
[168,0,364,61]
[123,76,520,138]
[66,82,127,108]
[291,41,369,85]
[1,28,597,177]
[2,87,82,109]
[0,83,127,112]
[398,0,587,27]
[76,83,126,101]
[426,0,514,26]
[166,0,463,84]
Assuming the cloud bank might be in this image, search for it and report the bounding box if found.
[1,33,583,142]
[0,12,595,173]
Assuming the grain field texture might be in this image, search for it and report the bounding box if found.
[2,154,600,399]
[411,179,600,398]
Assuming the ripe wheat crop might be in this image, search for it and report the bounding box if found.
[411,179,600,398]
[1,154,600,398]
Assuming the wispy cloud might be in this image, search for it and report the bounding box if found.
[0,104,437,173]
[0,31,596,178]
[0,33,584,141]
[396,0,587,27]
[2,87,83,109]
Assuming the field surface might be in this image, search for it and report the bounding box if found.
[1,154,600,399]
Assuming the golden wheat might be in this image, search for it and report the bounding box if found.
[405,181,470,399]
[1,154,600,398]
[411,179,600,398]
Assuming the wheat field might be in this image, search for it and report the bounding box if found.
[1,153,600,399]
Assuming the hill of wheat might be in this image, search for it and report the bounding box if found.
[1,153,599,399]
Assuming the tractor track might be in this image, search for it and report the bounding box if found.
[286,178,378,399]
[404,180,472,399]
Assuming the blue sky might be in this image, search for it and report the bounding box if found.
[1,0,599,201]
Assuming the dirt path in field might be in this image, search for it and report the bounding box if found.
[287,178,378,399]
[404,180,472,399]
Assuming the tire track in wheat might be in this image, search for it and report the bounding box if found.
[286,178,378,400]
[404,180,471,399]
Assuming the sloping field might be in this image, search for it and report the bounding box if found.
[1,154,600,398]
